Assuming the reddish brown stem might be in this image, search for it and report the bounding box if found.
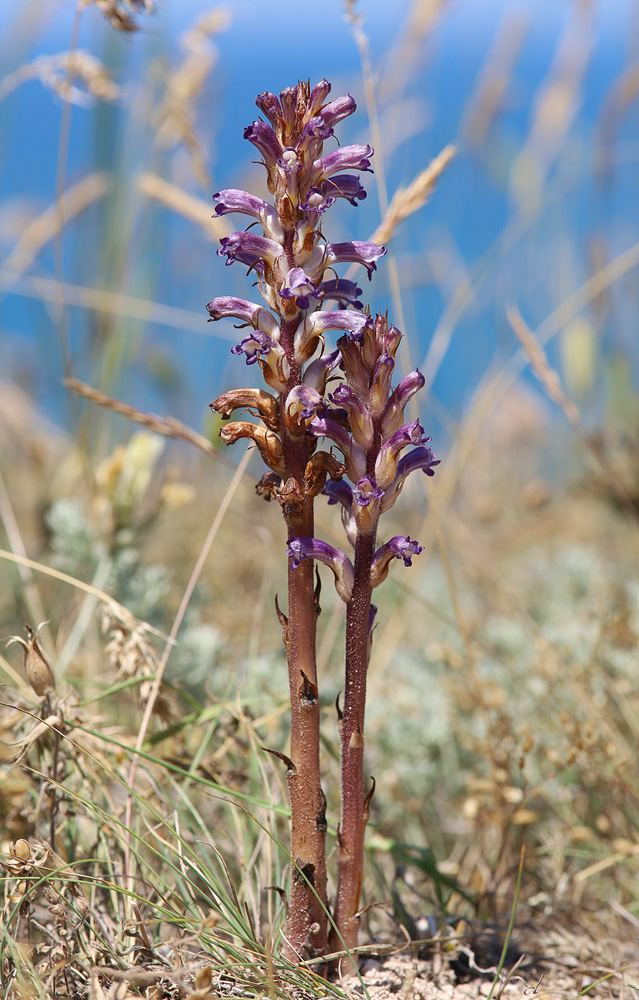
[330,528,377,955]
[279,317,327,961]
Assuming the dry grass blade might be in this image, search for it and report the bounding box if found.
[152,9,231,185]
[78,0,155,34]
[122,448,252,903]
[0,50,120,105]
[137,172,229,240]
[65,377,219,458]
[370,145,456,246]
[4,172,111,275]
[0,269,235,338]
[462,11,529,148]
[506,305,638,521]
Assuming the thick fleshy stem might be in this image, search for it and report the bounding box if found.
[330,526,377,956]
[279,314,328,960]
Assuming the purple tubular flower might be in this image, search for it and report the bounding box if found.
[370,535,424,587]
[375,419,429,488]
[315,144,374,178]
[322,174,367,206]
[243,120,283,166]
[315,278,363,309]
[320,94,357,129]
[295,309,371,364]
[396,443,438,477]
[308,415,367,482]
[302,115,334,142]
[213,189,283,240]
[255,90,281,129]
[307,78,332,117]
[371,352,396,411]
[279,85,299,131]
[287,536,354,602]
[330,384,374,449]
[381,370,426,438]
[302,349,342,392]
[206,296,279,338]
[323,480,357,547]
[326,240,386,279]
[323,479,353,510]
[380,445,440,513]
[218,232,284,275]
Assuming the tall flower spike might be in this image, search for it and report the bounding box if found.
[208,79,384,964]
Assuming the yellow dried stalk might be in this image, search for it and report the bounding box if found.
[370,145,456,246]
[78,0,155,34]
[65,378,217,457]
[153,9,231,184]
[507,305,637,520]
[5,173,111,274]
[137,173,229,241]
[462,11,529,149]
[0,51,120,104]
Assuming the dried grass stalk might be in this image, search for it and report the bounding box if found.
[371,145,456,246]
[153,9,231,185]
[137,173,229,241]
[65,378,217,457]
[507,305,637,521]
[78,0,155,34]
[5,173,111,275]
[0,51,120,105]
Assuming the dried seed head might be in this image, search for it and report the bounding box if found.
[12,839,31,862]
[6,623,55,697]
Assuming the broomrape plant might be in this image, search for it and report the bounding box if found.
[208,79,440,964]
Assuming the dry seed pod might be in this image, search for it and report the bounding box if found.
[6,623,55,697]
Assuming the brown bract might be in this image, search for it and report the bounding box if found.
[211,388,280,433]
[219,421,285,475]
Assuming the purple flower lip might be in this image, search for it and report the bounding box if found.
[375,419,430,489]
[218,231,284,276]
[295,309,371,365]
[231,329,282,365]
[279,267,318,309]
[323,479,353,510]
[388,535,423,565]
[353,476,384,508]
[370,535,424,587]
[287,536,354,602]
[299,187,337,214]
[326,240,386,279]
[284,385,324,423]
[322,174,367,206]
[315,278,363,309]
[380,445,439,514]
